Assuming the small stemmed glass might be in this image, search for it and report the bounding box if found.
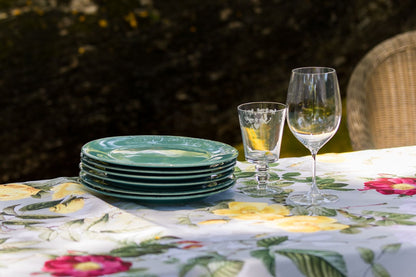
[286,67,342,205]
[237,102,286,196]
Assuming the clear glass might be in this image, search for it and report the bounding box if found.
[286,67,342,205]
[237,102,286,196]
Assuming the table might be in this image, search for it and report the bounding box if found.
[2,146,416,277]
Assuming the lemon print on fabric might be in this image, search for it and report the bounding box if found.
[51,182,86,200]
[0,183,40,201]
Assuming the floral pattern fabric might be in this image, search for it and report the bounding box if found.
[1,146,416,276]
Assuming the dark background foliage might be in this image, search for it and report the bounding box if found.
[1,0,416,183]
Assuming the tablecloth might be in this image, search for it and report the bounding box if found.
[2,146,416,277]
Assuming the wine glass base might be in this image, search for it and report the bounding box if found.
[288,192,338,205]
[240,186,283,197]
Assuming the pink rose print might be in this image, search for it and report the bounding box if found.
[42,255,131,277]
[361,178,416,195]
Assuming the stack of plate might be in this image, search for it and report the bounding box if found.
[79,135,238,202]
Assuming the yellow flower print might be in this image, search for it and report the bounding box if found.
[0,183,40,201]
[51,182,85,200]
[213,201,290,221]
[198,219,228,225]
[271,215,349,233]
[318,153,346,163]
[50,197,85,214]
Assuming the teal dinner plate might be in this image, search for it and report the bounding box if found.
[81,155,237,175]
[81,135,238,168]
[79,172,235,196]
[80,160,236,181]
[79,168,234,188]
[79,176,236,202]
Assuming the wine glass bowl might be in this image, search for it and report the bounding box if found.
[286,67,342,205]
[237,102,286,196]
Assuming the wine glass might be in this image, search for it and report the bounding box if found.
[237,102,286,196]
[286,67,342,205]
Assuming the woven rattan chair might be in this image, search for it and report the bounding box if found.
[347,30,416,150]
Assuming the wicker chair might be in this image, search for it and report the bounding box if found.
[347,30,416,150]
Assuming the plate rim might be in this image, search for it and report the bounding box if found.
[81,155,237,175]
[79,174,235,196]
[79,169,234,187]
[80,177,235,201]
[81,135,238,168]
[80,160,236,180]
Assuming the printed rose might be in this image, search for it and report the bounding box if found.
[0,183,40,201]
[361,178,416,195]
[42,255,131,277]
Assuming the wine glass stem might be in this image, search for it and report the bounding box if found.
[309,150,321,200]
[255,162,269,190]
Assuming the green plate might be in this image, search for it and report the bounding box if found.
[79,168,234,187]
[80,160,236,181]
[81,155,237,175]
[79,177,235,202]
[81,135,238,168]
[79,172,235,196]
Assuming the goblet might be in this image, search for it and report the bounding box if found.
[286,67,342,205]
[237,102,286,196]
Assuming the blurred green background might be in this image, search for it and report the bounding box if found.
[1,0,414,182]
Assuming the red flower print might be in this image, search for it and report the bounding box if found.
[42,255,131,277]
[361,178,416,195]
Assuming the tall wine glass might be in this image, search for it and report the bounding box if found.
[237,102,286,196]
[286,67,342,205]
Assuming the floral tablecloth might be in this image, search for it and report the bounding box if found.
[2,146,416,277]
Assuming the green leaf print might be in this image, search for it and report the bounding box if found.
[371,263,390,277]
[290,206,310,215]
[257,236,288,248]
[282,172,303,182]
[307,206,337,217]
[339,226,362,234]
[357,247,374,264]
[19,199,63,211]
[110,243,177,257]
[179,254,243,277]
[2,220,42,226]
[363,211,415,220]
[0,238,8,244]
[3,205,18,215]
[362,210,416,225]
[234,171,256,179]
[251,249,275,277]
[269,172,280,181]
[0,247,42,253]
[209,260,244,277]
[318,182,352,191]
[381,243,401,254]
[87,213,109,230]
[177,216,197,227]
[280,173,353,191]
[276,249,347,277]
